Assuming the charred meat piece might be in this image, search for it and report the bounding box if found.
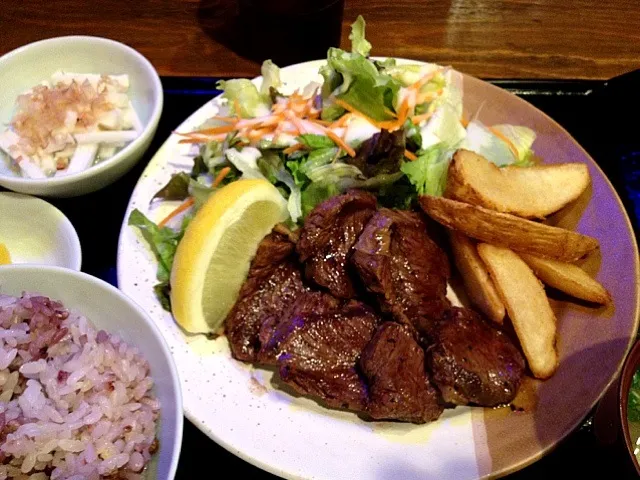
[257,291,341,365]
[427,307,525,407]
[351,208,451,337]
[360,322,444,423]
[225,232,306,362]
[277,301,379,410]
[297,190,377,298]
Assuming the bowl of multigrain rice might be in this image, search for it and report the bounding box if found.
[0,265,182,479]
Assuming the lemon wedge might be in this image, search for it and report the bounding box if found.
[0,243,11,265]
[170,179,289,334]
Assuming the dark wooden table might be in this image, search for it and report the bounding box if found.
[1,0,640,80]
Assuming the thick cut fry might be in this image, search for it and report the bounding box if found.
[477,244,558,379]
[519,253,611,305]
[418,195,599,262]
[449,231,506,324]
[445,150,590,219]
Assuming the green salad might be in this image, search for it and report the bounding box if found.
[130,16,537,309]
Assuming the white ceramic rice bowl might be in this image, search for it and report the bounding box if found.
[0,265,182,479]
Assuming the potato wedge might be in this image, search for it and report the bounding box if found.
[418,195,599,262]
[445,149,590,219]
[477,244,558,379]
[519,253,611,304]
[449,231,506,324]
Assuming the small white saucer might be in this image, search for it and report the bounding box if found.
[0,192,81,270]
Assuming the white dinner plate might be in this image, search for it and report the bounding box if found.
[117,59,639,479]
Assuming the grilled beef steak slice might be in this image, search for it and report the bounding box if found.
[277,301,379,410]
[351,208,450,337]
[360,322,444,423]
[225,232,306,362]
[257,291,341,365]
[297,190,377,298]
[427,307,525,407]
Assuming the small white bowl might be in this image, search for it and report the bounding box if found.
[0,36,163,197]
[0,265,183,479]
[0,192,82,270]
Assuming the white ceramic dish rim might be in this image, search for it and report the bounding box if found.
[0,191,82,271]
[0,36,163,188]
[0,264,184,479]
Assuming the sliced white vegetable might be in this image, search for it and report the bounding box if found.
[97,144,117,160]
[73,130,138,145]
[105,91,130,109]
[0,132,47,179]
[344,116,380,146]
[225,147,266,180]
[97,110,122,130]
[126,101,144,132]
[18,159,47,179]
[61,143,98,175]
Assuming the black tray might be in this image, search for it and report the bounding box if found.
[39,77,640,479]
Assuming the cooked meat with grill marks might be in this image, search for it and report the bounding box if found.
[426,307,525,407]
[225,232,306,362]
[277,301,379,410]
[297,191,377,299]
[360,322,444,423]
[257,291,341,365]
[351,208,451,338]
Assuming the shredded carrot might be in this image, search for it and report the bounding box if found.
[383,106,398,119]
[234,99,242,117]
[178,135,226,144]
[461,115,470,128]
[286,113,306,135]
[213,166,232,187]
[247,127,275,141]
[330,113,353,129]
[489,126,520,160]
[333,98,398,131]
[158,197,195,228]
[311,118,332,126]
[283,143,305,155]
[411,112,433,125]
[192,124,238,135]
[324,129,356,157]
[211,116,240,124]
[404,149,418,161]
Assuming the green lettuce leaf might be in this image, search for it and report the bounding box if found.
[401,143,450,196]
[260,59,282,95]
[629,370,640,422]
[299,147,339,176]
[297,134,335,150]
[301,181,341,217]
[189,178,215,210]
[216,79,270,118]
[258,151,302,222]
[349,15,372,57]
[128,209,191,310]
[152,172,190,202]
